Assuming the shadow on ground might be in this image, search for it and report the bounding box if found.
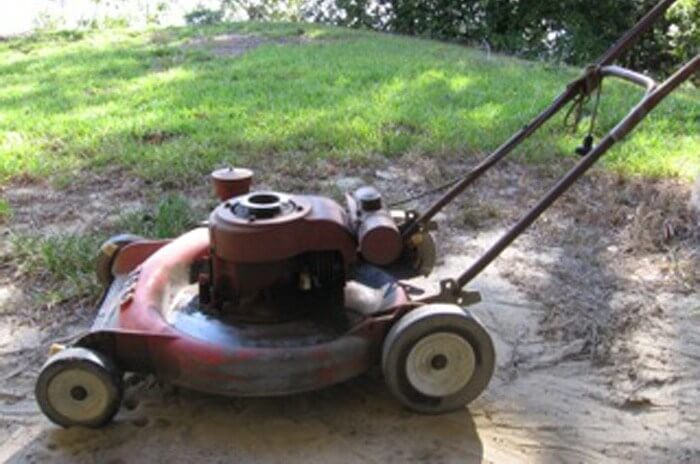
[6,373,484,464]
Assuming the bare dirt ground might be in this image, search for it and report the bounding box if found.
[1,154,699,463]
[181,31,317,58]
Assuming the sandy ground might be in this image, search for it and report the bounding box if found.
[1,156,699,463]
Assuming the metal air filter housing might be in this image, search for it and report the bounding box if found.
[222,191,312,224]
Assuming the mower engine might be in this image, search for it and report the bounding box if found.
[203,168,403,323]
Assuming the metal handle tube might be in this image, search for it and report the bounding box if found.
[601,66,658,93]
[455,55,699,289]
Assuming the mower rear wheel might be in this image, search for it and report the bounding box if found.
[382,304,495,414]
[35,347,123,428]
[96,234,143,286]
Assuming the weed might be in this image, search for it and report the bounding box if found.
[8,194,198,306]
[9,233,103,304]
[118,193,198,238]
[0,198,11,222]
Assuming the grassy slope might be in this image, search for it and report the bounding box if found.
[0,23,698,187]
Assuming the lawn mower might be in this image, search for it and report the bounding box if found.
[35,0,698,428]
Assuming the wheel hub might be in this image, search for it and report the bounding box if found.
[70,385,88,401]
[406,332,476,397]
[430,354,448,370]
[46,368,111,423]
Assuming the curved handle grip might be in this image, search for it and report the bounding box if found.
[600,65,658,94]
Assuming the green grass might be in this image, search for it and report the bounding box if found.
[10,233,105,305]
[0,198,11,222]
[9,194,198,305]
[117,193,198,238]
[0,23,698,186]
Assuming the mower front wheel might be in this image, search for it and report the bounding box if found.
[35,347,123,428]
[382,304,495,414]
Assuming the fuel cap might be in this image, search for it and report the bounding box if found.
[354,186,383,212]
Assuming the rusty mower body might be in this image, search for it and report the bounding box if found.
[36,0,698,428]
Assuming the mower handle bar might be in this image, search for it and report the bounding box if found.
[400,0,699,300]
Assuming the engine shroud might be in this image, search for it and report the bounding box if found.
[208,191,357,320]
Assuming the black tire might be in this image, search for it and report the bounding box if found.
[95,234,143,286]
[35,347,123,428]
[382,304,495,414]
